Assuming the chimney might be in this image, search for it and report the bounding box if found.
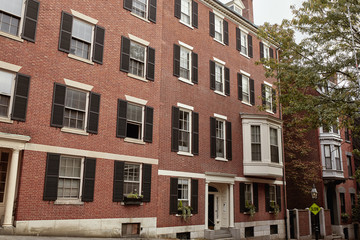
[241,0,254,23]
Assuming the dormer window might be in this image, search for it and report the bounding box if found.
[225,0,245,16]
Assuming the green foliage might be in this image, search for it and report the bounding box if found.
[245,201,256,218]
[178,200,192,222]
[126,192,143,199]
[341,212,350,223]
[270,202,280,217]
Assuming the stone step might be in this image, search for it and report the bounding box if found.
[213,233,232,239]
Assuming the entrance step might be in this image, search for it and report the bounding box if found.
[214,228,232,239]
[331,234,342,239]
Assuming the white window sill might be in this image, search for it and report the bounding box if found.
[130,12,150,23]
[176,214,193,217]
[240,52,250,59]
[61,127,89,136]
[215,157,228,162]
[0,31,24,42]
[266,110,275,115]
[0,117,13,124]
[177,151,194,157]
[54,199,84,205]
[179,20,194,29]
[214,90,226,97]
[178,77,194,85]
[124,138,146,145]
[213,38,225,46]
[127,73,149,82]
[120,202,144,206]
[68,54,94,65]
[242,101,252,107]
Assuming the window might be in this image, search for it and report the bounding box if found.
[174,0,198,28]
[171,105,199,155]
[123,163,141,195]
[236,29,253,58]
[264,45,270,59]
[322,124,339,134]
[269,185,276,206]
[123,0,157,23]
[270,128,279,163]
[43,153,96,202]
[266,184,281,212]
[340,192,345,213]
[240,182,258,213]
[58,11,105,64]
[347,155,353,177]
[0,0,39,42]
[245,183,252,204]
[57,156,83,199]
[245,227,254,238]
[260,42,274,60]
[210,116,232,160]
[270,225,278,235]
[345,127,350,141]
[214,15,223,42]
[170,177,198,215]
[209,12,228,45]
[210,59,230,96]
[180,47,191,80]
[173,43,198,84]
[0,151,9,202]
[242,75,250,103]
[215,63,224,93]
[50,81,101,134]
[265,85,272,111]
[180,0,191,24]
[116,97,153,143]
[122,223,140,237]
[240,31,247,55]
[324,145,332,169]
[238,73,254,105]
[251,126,261,161]
[120,36,155,81]
[334,146,341,170]
[351,193,356,209]
[0,65,30,122]
[262,83,276,113]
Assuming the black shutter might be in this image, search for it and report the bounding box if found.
[82,157,96,202]
[147,46,155,81]
[171,106,180,152]
[276,185,281,211]
[272,89,277,113]
[237,73,242,101]
[50,83,66,127]
[191,179,198,214]
[260,42,264,59]
[58,11,73,53]
[250,79,255,105]
[142,164,152,202]
[240,183,245,213]
[265,184,270,212]
[87,92,101,134]
[209,12,215,37]
[148,0,157,23]
[275,49,278,60]
[223,20,229,45]
[120,36,131,72]
[116,99,127,138]
[225,67,230,96]
[248,34,253,58]
[261,84,266,107]
[93,25,105,64]
[22,0,40,42]
[192,112,199,155]
[144,106,154,143]
[210,60,215,90]
[192,1,198,28]
[226,121,232,160]
[124,0,132,11]
[269,48,274,59]
[170,178,178,214]
[174,0,181,18]
[192,52,198,84]
[236,28,241,51]
[43,153,60,201]
[210,117,216,158]
[173,44,180,77]
[253,183,259,212]
[11,73,30,121]
[113,161,125,202]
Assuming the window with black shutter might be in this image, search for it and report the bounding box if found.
[58,11,105,64]
[11,73,31,122]
[170,178,198,215]
[174,44,198,84]
[50,83,100,134]
[123,0,157,23]
[210,60,228,96]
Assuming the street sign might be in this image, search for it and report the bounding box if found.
[309,203,321,215]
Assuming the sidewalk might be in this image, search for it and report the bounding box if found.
[0,237,168,240]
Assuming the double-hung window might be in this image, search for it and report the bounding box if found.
[324,145,332,169]
[181,0,191,25]
[242,75,250,103]
[334,146,341,170]
[0,71,15,118]
[245,183,252,205]
[214,15,223,42]
[123,0,157,23]
[58,11,105,64]
[215,119,225,158]
[177,178,190,207]
[238,72,255,105]
[129,41,146,78]
[210,115,232,160]
[58,155,83,199]
[269,185,276,206]
[116,96,154,143]
[251,126,261,161]
[173,42,198,84]
[340,192,345,213]
[64,88,87,130]
[209,11,228,45]
[170,177,198,215]
[210,58,230,96]
[171,104,199,155]
[240,31,248,55]
[180,47,191,80]
[123,163,141,196]
[240,182,258,213]
[260,42,274,60]
[262,83,276,113]
[215,63,224,93]
[174,0,198,28]
[236,28,253,58]
[0,0,39,42]
[132,0,148,19]
[347,155,353,177]
[270,128,279,163]
[266,184,281,213]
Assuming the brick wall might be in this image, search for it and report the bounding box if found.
[298,210,310,237]
[324,210,332,236]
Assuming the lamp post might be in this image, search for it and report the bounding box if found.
[311,184,319,240]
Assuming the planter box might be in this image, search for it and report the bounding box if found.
[123,197,142,205]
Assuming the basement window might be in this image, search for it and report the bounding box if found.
[122,223,140,237]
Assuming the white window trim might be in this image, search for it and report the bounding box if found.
[125,95,148,105]
[178,41,193,51]
[177,102,194,111]
[123,163,142,197]
[244,183,253,205]
[214,113,227,121]
[213,14,224,44]
[215,118,227,161]
[70,9,98,24]
[213,10,224,19]
[125,102,145,142]
[213,57,226,66]
[130,11,150,23]
[269,184,276,204]
[177,108,192,155]
[64,79,93,91]
[178,43,193,84]
[241,75,250,105]
[129,34,150,46]
[270,127,279,163]
[127,36,149,81]
[130,0,149,22]
[0,0,26,40]
[264,81,272,87]
[240,70,250,77]
[179,0,193,28]
[214,61,225,95]
[177,178,191,206]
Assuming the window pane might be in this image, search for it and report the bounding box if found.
[130,42,145,62]
[180,47,190,79]
[181,0,191,24]
[65,89,87,111]
[0,71,14,95]
[70,38,90,59]
[242,76,249,102]
[124,164,140,195]
[0,0,23,17]
[72,18,92,43]
[179,110,190,152]
[214,16,222,41]
[270,128,278,146]
[132,0,147,18]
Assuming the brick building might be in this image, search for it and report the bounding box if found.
[0,0,285,238]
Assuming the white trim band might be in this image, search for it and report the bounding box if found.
[214,113,227,120]
[213,57,226,65]
[177,102,194,111]
[64,79,94,91]
[0,61,22,72]
[128,34,150,46]
[178,41,194,50]
[240,70,250,77]
[70,9,98,24]
[125,95,148,105]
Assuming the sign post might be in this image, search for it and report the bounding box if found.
[309,203,320,240]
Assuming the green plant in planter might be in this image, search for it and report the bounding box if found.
[178,200,192,222]
[341,213,350,223]
[245,201,256,218]
[270,202,280,217]
[126,192,143,199]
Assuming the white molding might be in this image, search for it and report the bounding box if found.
[128,34,150,46]
[240,70,250,77]
[68,53,94,65]
[158,170,205,179]
[124,138,146,145]
[177,102,194,111]
[127,73,149,82]
[179,20,194,29]
[61,127,89,136]
[215,157,228,162]
[0,132,30,143]
[214,113,227,120]
[0,31,24,43]
[178,77,194,85]
[213,9,224,19]
[214,90,226,97]
[64,79,93,91]
[240,52,250,59]
[177,151,194,157]
[130,12,151,23]
[0,61,22,72]
[125,95,148,105]
[264,81,273,87]
[0,117,13,124]
[238,26,248,34]
[24,143,159,165]
[178,41,194,50]
[70,9,98,24]
[213,57,226,65]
